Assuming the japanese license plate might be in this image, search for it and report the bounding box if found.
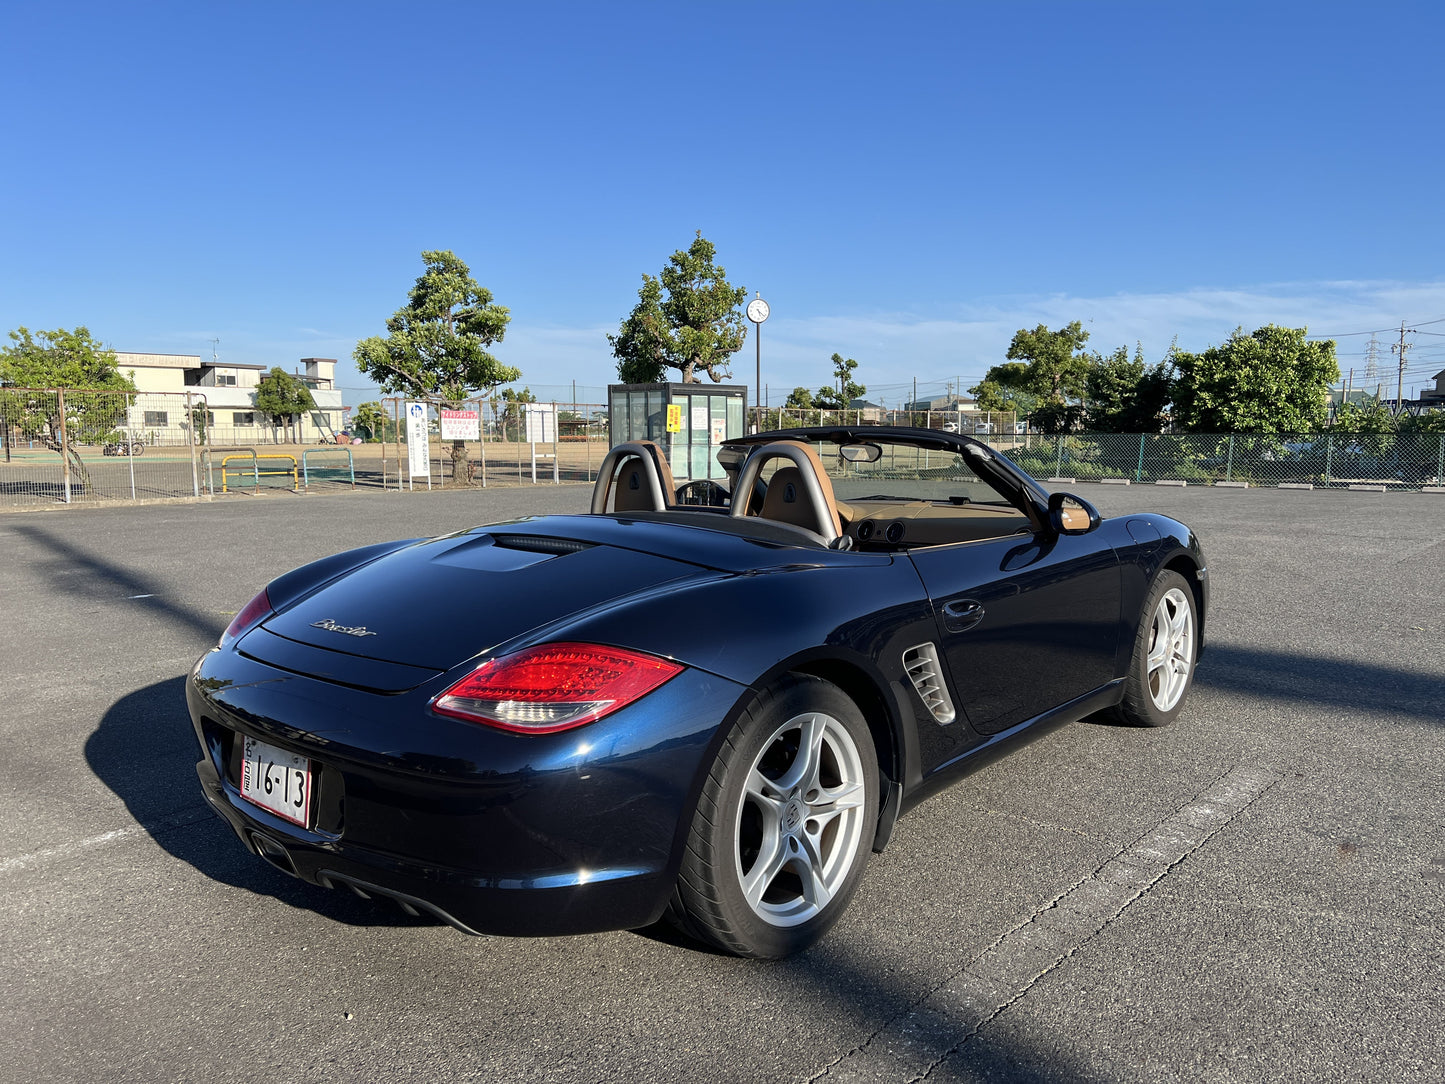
[239,736,312,828]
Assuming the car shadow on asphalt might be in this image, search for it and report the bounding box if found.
[1192,642,1442,726]
[86,676,439,931]
[1081,641,1443,729]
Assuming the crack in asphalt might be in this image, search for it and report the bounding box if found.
[803,764,1283,1083]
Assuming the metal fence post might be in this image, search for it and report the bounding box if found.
[1135,433,1146,483]
[186,392,200,497]
[1055,435,1064,478]
[1225,435,1234,482]
[56,388,72,503]
[1438,434,1444,486]
[1325,434,1333,484]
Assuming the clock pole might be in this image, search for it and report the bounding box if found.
[746,292,769,432]
[755,319,761,431]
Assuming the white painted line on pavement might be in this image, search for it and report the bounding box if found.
[0,807,215,875]
[806,763,1283,1084]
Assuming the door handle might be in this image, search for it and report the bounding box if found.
[942,599,985,632]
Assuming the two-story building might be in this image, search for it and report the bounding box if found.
[115,353,344,444]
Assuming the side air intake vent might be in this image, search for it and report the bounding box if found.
[490,534,593,556]
[902,642,955,725]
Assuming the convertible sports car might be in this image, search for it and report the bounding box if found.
[188,426,1206,958]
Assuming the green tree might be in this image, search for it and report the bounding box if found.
[609,232,747,384]
[254,367,317,444]
[1172,325,1339,434]
[814,353,866,410]
[351,401,389,441]
[0,326,136,479]
[1332,396,1397,435]
[784,387,815,410]
[495,386,537,441]
[1084,345,1173,433]
[190,404,209,446]
[971,322,1091,433]
[1399,409,1445,435]
[969,361,1038,418]
[353,250,515,482]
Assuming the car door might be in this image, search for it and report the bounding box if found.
[908,529,1122,736]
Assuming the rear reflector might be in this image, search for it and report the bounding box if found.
[432,642,683,734]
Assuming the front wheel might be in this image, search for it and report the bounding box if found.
[672,675,879,958]
[1114,569,1197,727]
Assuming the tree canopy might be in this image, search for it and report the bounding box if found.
[814,353,866,410]
[1,327,136,479]
[1084,345,1173,433]
[354,250,514,482]
[784,387,815,410]
[353,250,516,401]
[970,322,1092,433]
[254,367,317,442]
[351,401,389,441]
[969,362,1038,418]
[1,326,133,391]
[1171,325,1339,434]
[610,232,747,384]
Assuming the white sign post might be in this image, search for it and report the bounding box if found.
[406,402,431,490]
[524,403,559,483]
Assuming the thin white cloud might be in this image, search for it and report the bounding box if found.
[161,279,1445,407]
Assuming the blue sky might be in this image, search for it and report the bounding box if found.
[4,1,1443,409]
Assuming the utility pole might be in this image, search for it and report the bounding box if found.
[1392,321,1414,412]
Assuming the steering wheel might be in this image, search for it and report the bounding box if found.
[674,479,730,507]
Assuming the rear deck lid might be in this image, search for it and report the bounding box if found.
[254,530,706,672]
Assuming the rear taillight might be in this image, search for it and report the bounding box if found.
[221,588,274,648]
[432,642,683,734]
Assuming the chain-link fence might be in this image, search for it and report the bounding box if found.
[8,386,1441,508]
[750,407,1017,435]
[994,431,1445,489]
[0,388,369,507]
[372,397,611,489]
[0,388,208,506]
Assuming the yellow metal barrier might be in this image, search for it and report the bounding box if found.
[221,453,298,493]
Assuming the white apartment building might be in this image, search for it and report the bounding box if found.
[115,353,345,444]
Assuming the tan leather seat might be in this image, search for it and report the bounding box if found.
[749,440,843,538]
[604,440,678,513]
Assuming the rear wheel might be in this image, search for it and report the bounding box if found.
[672,675,878,958]
[1115,569,1197,727]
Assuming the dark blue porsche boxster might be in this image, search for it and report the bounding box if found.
[188,427,1207,958]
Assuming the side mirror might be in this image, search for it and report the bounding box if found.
[1048,492,1100,535]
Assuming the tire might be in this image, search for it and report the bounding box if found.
[672,675,879,958]
[1114,569,1197,727]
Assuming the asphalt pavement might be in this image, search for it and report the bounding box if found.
[1,483,1441,1083]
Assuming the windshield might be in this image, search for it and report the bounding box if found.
[753,438,1012,505]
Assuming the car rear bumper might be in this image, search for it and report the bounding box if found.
[195,761,675,935]
[188,649,744,937]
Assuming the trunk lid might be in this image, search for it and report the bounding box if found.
[256,529,708,672]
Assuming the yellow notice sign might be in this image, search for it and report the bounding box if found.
[665,404,683,432]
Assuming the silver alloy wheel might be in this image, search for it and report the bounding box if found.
[1146,587,1194,712]
[734,710,868,927]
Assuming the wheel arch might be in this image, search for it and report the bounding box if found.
[1161,553,1206,651]
[782,655,906,852]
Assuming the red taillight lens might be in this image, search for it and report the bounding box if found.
[221,588,273,648]
[432,642,683,734]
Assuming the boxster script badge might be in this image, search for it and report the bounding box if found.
[310,619,377,637]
